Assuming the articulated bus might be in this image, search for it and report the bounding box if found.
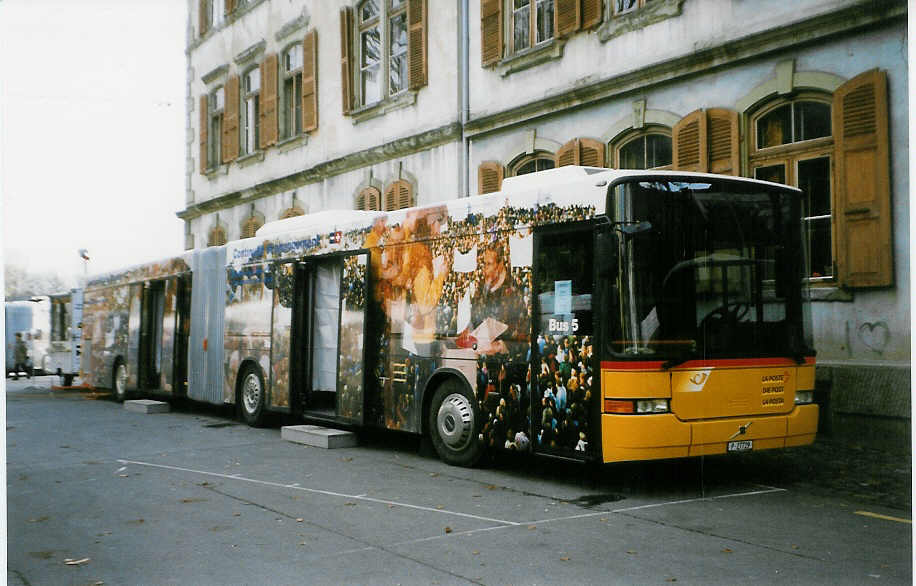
[80,166,818,466]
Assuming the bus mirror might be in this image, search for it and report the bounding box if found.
[617,221,652,236]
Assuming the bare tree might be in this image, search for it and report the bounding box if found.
[4,264,69,300]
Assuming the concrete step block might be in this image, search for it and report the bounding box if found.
[124,399,170,414]
[282,425,358,449]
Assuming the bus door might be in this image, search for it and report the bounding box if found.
[138,280,166,390]
[531,226,596,460]
[268,261,296,413]
[173,274,192,397]
[296,253,369,425]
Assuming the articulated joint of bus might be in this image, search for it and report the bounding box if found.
[599,358,818,464]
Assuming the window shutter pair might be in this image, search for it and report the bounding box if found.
[222,76,240,163]
[384,180,414,210]
[555,138,606,167]
[555,0,602,36]
[834,69,892,288]
[241,216,262,239]
[672,109,739,175]
[281,207,305,219]
[208,226,226,247]
[478,162,504,194]
[302,31,319,133]
[259,54,279,149]
[199,95,208,173]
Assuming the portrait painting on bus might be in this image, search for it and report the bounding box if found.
[338,254,368,421]
[224,262,272,404]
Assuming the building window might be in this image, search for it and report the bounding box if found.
[512,0,554,53]
[383,179,414,210]
[208,86,225,169]
[750,95,833,280]
[388,0,408,95]
[356,186,382,211]
[241,215,263,239]
[208,225,227,247]
[510,152,555,176]
[281,44,303,139]
[614,128,672,170]
[613,0,650,16]
[240,68,260,156]
[350,0,421,108]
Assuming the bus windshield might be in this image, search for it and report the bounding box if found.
[609,179,813,362]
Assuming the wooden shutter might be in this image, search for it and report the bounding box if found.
[225,0,235,16]
[833,69,892,288]
[302,31,318,133]
[259,54,278,149]
[222,75,239,163]
[707,108,739,175]
[199,0,208,37]
[555,138,607,167]
[582,0,603,29]
[384,184,397,210]
[556,0,580,37]
[199,95,208,173]
[672,109,708,172]
[408,0,428,90]
[481,0,502,67]
[281,207,304,219]
[340,8,354,114]
[358,186,381,211]
[241,216,262,239]
[478,161,504,194]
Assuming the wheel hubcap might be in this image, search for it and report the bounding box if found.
[243,373,261,414]
[436,393,473,452]
[116,365,127,395]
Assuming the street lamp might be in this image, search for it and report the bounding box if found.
[78,249,89,286]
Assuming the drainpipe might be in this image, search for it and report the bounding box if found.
[458,0,470,198]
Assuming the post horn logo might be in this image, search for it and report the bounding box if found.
[689,372,709,386]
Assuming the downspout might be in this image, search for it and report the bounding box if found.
[459,0,470,198]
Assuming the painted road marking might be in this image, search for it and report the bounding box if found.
[855,511,912,524]
[117,459,520,526]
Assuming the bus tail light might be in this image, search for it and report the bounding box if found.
[604,399,670,414]
[636,399,670,414]
[794,391,814,405]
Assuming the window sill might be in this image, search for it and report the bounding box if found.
[236,150,264,167]
[597,0,685,43]
[494,40,566,77]
[809,283,853,302]
[277,134,308,152]
[205,164,228,180]
[350,91,417,124]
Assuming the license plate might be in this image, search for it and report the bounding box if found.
[727,440,753,452]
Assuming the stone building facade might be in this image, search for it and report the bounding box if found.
[180,0,909,424]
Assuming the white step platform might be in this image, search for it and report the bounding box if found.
[282,425,358,449]
[124,399,170,414]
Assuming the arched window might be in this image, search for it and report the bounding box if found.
[240,215,263,239]
[384,179,413,211]
[509,151,555,176]
[613,127,672,170]
[280,206,304,219]
[356,186,382,211]
[749,93,833,279]
[207,226,227,247]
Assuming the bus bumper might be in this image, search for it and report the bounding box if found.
[600,404,819,463]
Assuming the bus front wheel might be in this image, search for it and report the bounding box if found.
[112,361,128,403]
[239,364,267,427]
[428,380,483,467]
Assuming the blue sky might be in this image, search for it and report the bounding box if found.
[1,0,187,284]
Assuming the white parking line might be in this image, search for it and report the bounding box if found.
[117,459,520,526]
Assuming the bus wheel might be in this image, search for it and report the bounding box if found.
[428,380,482,467]
[112,361,128,403]
[239,364,267,427]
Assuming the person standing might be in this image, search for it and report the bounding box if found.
[13,332,30,380]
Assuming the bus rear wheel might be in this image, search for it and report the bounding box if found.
[239,364,267,427]
[428,380,482,467]
[112,360,128,402]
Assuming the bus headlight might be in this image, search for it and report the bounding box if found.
[794,391,814,405]
[636,399,670,414]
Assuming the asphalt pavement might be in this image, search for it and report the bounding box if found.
[6,376,912,585]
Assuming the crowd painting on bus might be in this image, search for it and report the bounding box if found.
[225,195,596,455]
